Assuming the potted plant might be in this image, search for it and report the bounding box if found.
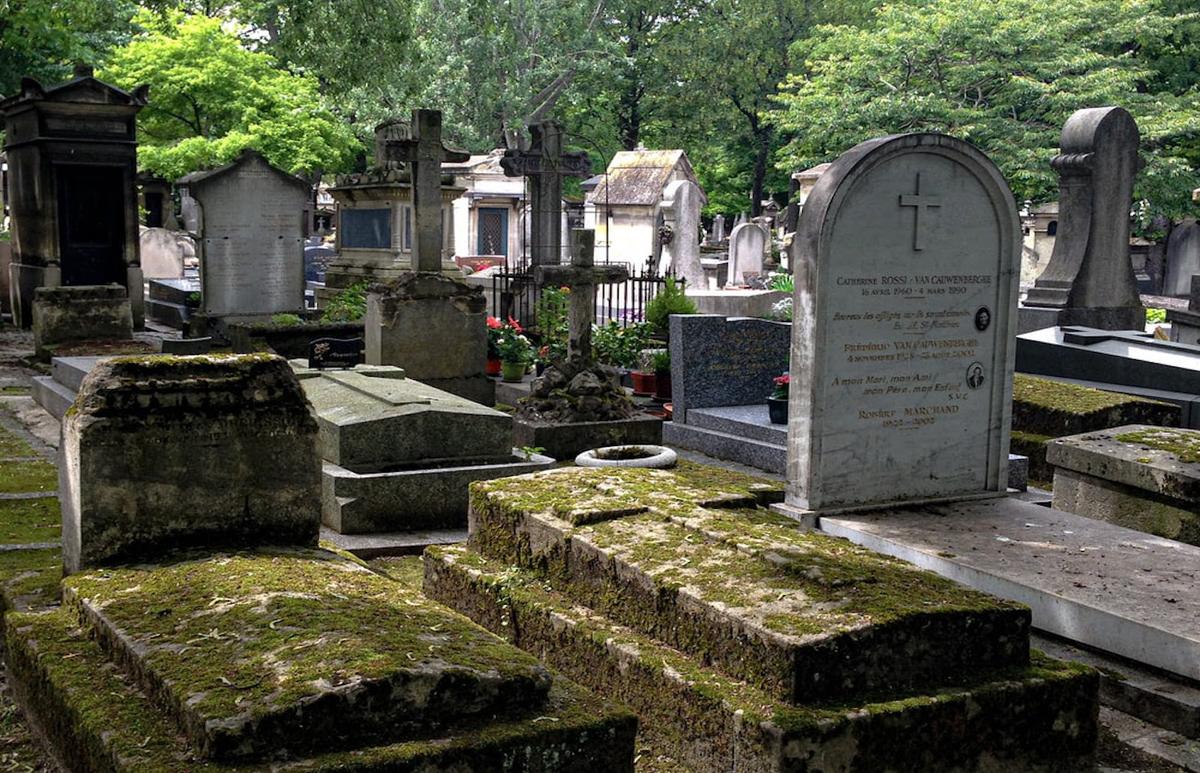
[652,350,672,401]
[485,316,504,376]
[631,348,659,396]
[494,317,534,382]
[593,320,652,383]
[644,277,697,343]
[768,373,789,424]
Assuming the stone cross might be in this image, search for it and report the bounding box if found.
[898,172,941,251]
[534,229,628,363]
[501,121,591,267]
[376,110,470,272]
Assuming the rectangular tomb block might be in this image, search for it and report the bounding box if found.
[784,133,1020,514]
[1048,425,1200,545]
[59,547,556,762]
[293,363,513,471]
[468,467,1030,704]
[32,284,133,356]
[59,354,321,574]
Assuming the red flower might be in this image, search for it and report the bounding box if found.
[773,374,790,386]
[507,316,524,333]
[487,316,503,330]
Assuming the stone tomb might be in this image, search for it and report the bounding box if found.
[781,132,1018,515]
[727,221,766,285]
[31,285,133,358]
[1047,424,1200,546]
[657,178,705,286]
[59,354,321,574]
[292,360,553,533]
[145,275,201,329]
[178,149,309,320]
[1168,275,1200,346]
[1164,219,1200,297]
[426,465,1098,771]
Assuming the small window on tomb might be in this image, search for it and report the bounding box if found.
[1047,221,1058,236]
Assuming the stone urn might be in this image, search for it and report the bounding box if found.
[575,445,677,469]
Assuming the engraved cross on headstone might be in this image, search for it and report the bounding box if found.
[898,172,941,251]
[534,229,627,363]
[376,109,470,272]
[501,121,591,267]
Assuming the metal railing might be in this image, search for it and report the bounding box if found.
[489,265,681,331]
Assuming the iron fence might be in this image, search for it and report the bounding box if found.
[489,265,681,332]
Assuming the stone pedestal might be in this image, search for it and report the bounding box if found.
[59,354,321,574]
[32,285,133,358]
[365,272,495,405]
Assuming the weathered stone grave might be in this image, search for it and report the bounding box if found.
[425,464,1098,771]
[1020,107,1144,332]
[139,226,189,279]
[1167,275,1200,345]
[727,221,765,285]
[8,352,636,770]
[780,132,1019,516]
[31,285,133,359]
[657,178,705,286]
[1047,425,1200,545]
[291,360,553,534]
[514,229,662,458]
[1164,219,1200,297]
[145,276,201,329]
[0,65,147,329]
[178,149,309,322]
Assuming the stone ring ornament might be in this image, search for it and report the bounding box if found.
[575,445,678,469]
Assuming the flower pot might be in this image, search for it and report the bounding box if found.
[501,361,527,382]
[631,370,657,396]
[654,371,672,401]
[767,396,788,424]
[486,357,502,377]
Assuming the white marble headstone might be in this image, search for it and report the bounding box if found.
[139,227,185,279]
[782,133,1019,514]
[658,179,704,287]
[728,222,766,285]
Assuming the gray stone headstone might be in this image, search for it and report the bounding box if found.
[728,223,766,285]
[658,180,704,287]
[139,227,185,279]
[1164,220,1200,297]
[669,314,790,422]
[712,214,726,243]
[181,150,309,317]
[782,133,1019,515]
[1022,107,1144,330]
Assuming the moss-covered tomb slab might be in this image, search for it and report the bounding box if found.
[60,547,555,762]
[424,545,1098,773]
[468,467,1030,704]
[5,606,637,773]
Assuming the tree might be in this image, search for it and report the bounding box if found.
[99,11,360,180]
[771,0,1200,220]
[0,0,138,95]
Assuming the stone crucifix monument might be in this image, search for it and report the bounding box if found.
[1020,107,1144,332]
[501,121,591,266]
[515,229,661,457]
[778,132,1020,518]
[366,109,495,405]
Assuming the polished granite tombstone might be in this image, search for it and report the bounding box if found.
[291,361,551,533]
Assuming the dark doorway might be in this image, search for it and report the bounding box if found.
[144,191,164,228]
[477,207,508,257]
[56,165,126,286]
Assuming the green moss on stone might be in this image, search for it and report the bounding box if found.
[0,497,61,545]
[1013,374,1141,415]
[0,547,61,613]
[61,547,548,743]
[1114,427,1200,464]
[0,461,56,494]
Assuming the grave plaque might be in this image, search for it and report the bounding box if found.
[308,337,365,370]
[782,133,1019,514]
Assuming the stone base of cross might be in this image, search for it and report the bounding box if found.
[534,229,628,367]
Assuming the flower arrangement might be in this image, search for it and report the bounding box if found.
[488,316,535,364]
[770,373,790,400]
[593,321,652,369]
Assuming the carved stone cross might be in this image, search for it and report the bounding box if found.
[501,121,591,267]
[899,172,941,251]
[376,109,470,272]
[534,229,627,363]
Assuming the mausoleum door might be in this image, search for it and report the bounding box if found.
[56,164,126,286]
[477,207,508,257]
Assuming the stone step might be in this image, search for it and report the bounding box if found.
[686,404,788,446]
[29,376,73,421]
[663,419,786,474]
[424,544,1099,773]
[4,603,637,772]
[50,356,101,394]
[60,547,556,762]
[819,496,1200,683]
[469,467,1031,704]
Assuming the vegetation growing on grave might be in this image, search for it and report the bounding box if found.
[321,282,368,323]
[592,321,651,369]
[0,498,61,545]
[1115,427,1200,464]
[0,547,61,615]
[60,547,548,731]
[644,278,697,337]
[0,461,56,494]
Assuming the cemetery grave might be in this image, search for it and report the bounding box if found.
[2,353,638,771]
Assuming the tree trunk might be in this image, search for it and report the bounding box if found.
[750,124,771,217]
